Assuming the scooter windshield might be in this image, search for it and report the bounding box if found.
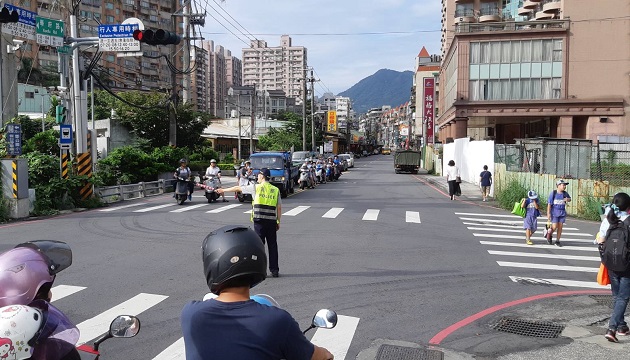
[29,300,80,360]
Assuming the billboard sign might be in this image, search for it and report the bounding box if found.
[327,110,337,132]
[1,4,36,40]
[423,77,435,144]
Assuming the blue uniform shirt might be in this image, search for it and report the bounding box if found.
[548,191,571,218]
[181,299,314,360]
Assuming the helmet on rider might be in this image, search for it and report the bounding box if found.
[210,159,217,164]
[0,241,72,307]
[179,158,187,164]
[202,225,267,295]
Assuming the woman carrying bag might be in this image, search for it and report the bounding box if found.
[445,160,461,201]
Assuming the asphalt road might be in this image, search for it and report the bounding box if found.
[0,155,605,359]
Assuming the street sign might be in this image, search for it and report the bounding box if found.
[5,124,22,156]
[57,45,70,54]
[1,4,36,40]
[98,24,140,52]
[59,124,73,145]
[36,16,64,47]
[327,110,337,132]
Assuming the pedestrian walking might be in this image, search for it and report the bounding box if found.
[217,168,282,277]
[522,190,540,245]
[479,165,492,202]
[445,160,461,201]
[546,179,572,247]
[596,192,630,342]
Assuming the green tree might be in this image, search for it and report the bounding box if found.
[257,111,322,151]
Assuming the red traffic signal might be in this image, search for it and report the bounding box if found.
[0,7,19,23]
[133,29,181,46]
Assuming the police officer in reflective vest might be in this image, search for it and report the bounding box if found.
[216,167,282,277]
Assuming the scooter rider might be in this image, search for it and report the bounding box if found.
[205,159,228,202]
[174,159,193,201]
[181,225,334,360]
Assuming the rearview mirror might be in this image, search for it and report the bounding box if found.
[109,315,141,338]
[312,309,337,329]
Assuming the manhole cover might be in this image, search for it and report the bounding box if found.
[376,344,443,360]
[490,316,565,338]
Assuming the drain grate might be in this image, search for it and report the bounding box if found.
[490,316,565,338]
[590,294,614,308]
[376,344,443,360]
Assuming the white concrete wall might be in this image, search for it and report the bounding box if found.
[443,138,495,195]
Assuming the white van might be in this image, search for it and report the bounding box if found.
[292,151,315,164]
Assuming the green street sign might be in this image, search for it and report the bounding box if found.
[57,45,70,54]
[36,16,64,37]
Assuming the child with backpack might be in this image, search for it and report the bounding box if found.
[521,190,540,245]
[546,179,572,247]
[596,192,630,343]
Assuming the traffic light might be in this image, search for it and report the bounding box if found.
[0,7,19,23]
[133,29,181,46]
[55,105,66,124]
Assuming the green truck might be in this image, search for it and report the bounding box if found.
[394,150,421,174]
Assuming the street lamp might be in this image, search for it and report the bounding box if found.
[33,89,50,132]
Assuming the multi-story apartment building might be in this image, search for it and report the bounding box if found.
[191,45,209,113]
[242,35,307,104]
[437,0,629,144]
[226,51,242,89]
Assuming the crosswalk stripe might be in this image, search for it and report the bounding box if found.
[99,203,146,212]
[323,207,344,218]
[76,293,169,345]
[170,204,209,213]
[456,212,522,218]
[497,261,597,272]
[460,217,526,225]
[463,222,580,231]
[134,204,175,213]
[206,204,242,213]
[467,227,592,237]
[473,233,595,243]
[362,209,379,221]
[310,315,360,360]
[480,241,598,252]
[509,276,610,289]
[488,250,600,261]
[153,337,185,360]
[51,285,86,302]
[283,206,310,216]
[406,211,421,223]
[244,210,252,214]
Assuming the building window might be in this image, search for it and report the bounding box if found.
[25,91,35,99]
[106,15,114,23]
[469,39,562,101]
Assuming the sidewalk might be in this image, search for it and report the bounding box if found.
[416,169,499,206]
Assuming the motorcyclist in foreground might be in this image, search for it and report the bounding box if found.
[180,225,334,360]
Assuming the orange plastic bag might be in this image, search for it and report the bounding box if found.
[597,263,610,286]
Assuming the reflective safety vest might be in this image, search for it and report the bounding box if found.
[251,182,279,223]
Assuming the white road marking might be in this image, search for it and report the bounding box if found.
[406,211,421,223]
[456,212,523,218]
[206,204,242,213]
[283,206,311,216]
[152,338,185,360]
[509,276,610,289]
[244,209,252,214]
[323,208,344,218]
[170,204,209,212]
[467,227,592,237]
[488,250,600,261]
[362,209,379,221]
[460,217,527,225]
[310,315,360,360]
[463,222,580,231]
[99,203,146,212]
[76,293,168,345]
[497,261,597,272]
[51,285,86,302]
[480,241,598,252]
[133,204,176,213]
[473,233,595,243]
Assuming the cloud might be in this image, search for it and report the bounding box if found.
[200,0,442,94]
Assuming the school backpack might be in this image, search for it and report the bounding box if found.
[600,217,630,272]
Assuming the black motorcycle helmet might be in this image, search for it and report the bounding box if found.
[202,225,267,295]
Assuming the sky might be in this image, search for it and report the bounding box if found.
[196,0,443,96]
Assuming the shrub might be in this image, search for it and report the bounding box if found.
[22,130,60,155]
[496,179,528,210]
[94,146,157,185]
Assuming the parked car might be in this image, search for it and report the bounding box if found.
[338,154,354,168]
[381,148,391,155]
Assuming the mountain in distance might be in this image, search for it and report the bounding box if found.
[338,69,414,115]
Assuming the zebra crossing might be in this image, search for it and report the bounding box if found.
[456,212,608,289]
[99,202,423,223]
[49,284,360,360]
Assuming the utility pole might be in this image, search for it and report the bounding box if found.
[70,14,86,153]
[237,93,241,160]
[182,0,190,104]
[250,83,255,156]
[169,0,178,146]
[302,68,307,151]
[309,69,315,152]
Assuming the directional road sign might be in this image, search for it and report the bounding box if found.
[98,24,140,52]
[59,124,73,149]
[36,16,64,47]
[5,124,22,156]
[1,4,36,40]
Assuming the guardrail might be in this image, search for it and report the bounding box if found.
[97,179,175,203]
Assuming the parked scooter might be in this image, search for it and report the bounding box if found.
[315,163,326,184]
[77,315,141,360]
[203,174,221,203]
[174,177,192,205]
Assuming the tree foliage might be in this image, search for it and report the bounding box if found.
[257,111,323,151]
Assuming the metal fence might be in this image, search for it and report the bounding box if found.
[97,179,173,203]
[495,139,630,186]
